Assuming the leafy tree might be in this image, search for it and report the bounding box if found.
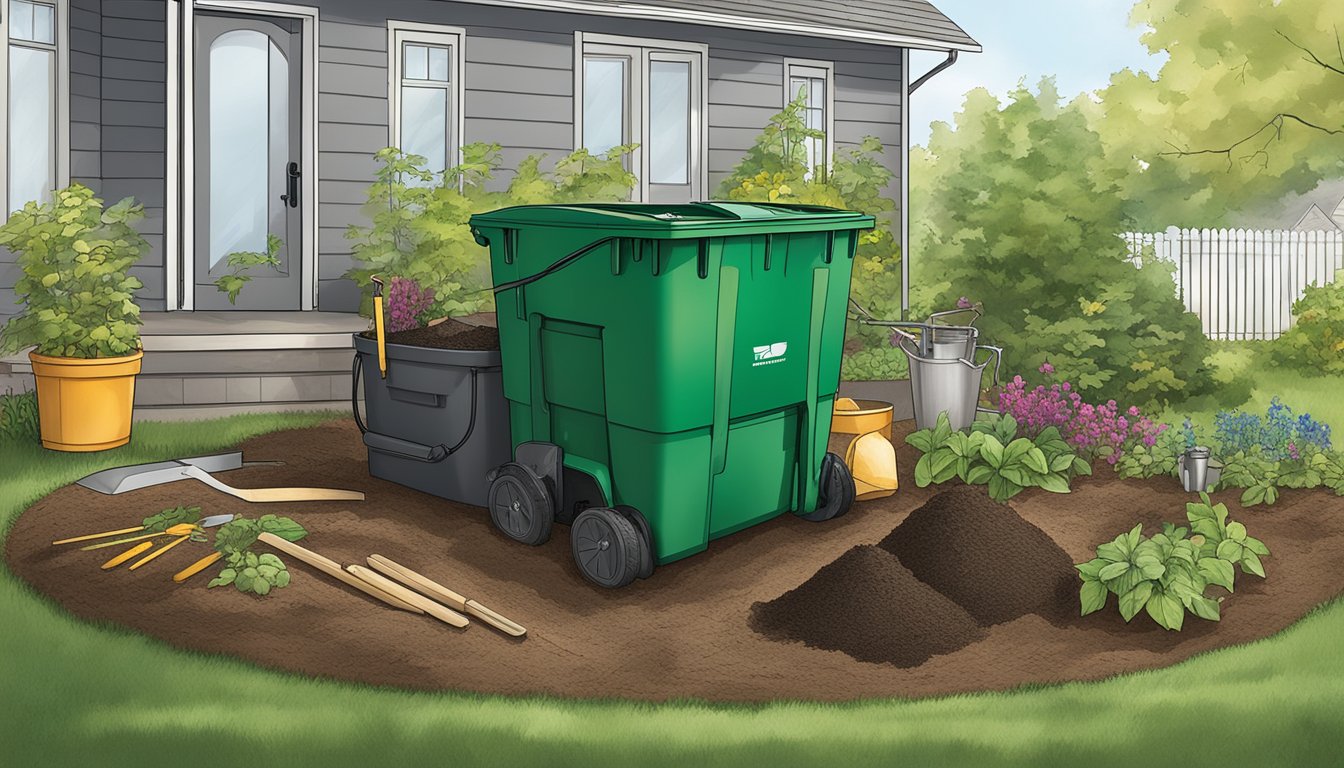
[911,80,1214,406]
[718,93,902,349]
[1096,0,1344,228]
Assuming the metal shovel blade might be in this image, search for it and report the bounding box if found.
[77,453,248,495]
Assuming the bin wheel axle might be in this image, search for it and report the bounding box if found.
[487,463,554,546]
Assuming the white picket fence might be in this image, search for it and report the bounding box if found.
[1121,228,1344,340]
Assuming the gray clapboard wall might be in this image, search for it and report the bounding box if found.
[314,0,903,311]
[2,0,905,319]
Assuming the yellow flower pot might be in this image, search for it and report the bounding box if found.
[28,350,143,452]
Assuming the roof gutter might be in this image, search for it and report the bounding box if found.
[909,50,958,94]
[901,48,962,320]
[444,0,982,52]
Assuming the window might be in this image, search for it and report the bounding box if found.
[577,33,704,202]
[784,59,833,178]
[3,0,67,217]
[387,22,464,182]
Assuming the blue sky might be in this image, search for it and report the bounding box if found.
[908,0,1168,146]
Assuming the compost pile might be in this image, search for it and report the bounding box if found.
[364,319,500,351]
[751,485,1075,667]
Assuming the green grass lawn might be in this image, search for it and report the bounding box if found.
[3,409,1344,766]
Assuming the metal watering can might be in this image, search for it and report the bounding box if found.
[848,301,1002,431]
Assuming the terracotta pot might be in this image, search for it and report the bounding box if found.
[28,349,142,451]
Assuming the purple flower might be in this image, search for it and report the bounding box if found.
[1038,361,1055,375]
[957,296,973,309]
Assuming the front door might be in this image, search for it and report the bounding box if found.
[193,12,303,309]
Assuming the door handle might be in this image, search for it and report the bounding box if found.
[280,162,300,208]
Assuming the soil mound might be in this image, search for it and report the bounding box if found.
[749,545,985,667]
[879,485,1075,626]
[364,318,500,350]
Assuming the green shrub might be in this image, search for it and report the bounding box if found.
[717,94,903,351]
[1076,494,1269,631]
[910,82,1214,407]
[905,412,1088,502]
[840,345,909,381]
[1115,425,1183,479]
[1215,444,1344,507]
[0,390,39,442]
[0,184,147,358]
[1271,271,1344,376]
[345,143,636,320]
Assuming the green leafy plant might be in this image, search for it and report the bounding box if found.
[345,143,637,321]
[0,184,147,358]
[1116,426,1183,479]
[1185,493,1271,578]
[214,234,282,304]
[209,551,290,596]
[1077,493,1269,631]
[1216,448,1282,507]
[142,505,202,534]
[1270,271,1344,376]
[0,390,39,442]
[208,514,307,597]
[907,412,1078,502]
[839,345,910,381]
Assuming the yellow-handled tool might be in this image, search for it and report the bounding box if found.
[129,535,191,571]
[174,551,224,583]
[371,274,387,379]
[79,523,199,551]
[102,541,154,570]
[53,525,147,546]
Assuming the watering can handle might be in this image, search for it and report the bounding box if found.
[977,344,1003,388]
[928,306,982,326]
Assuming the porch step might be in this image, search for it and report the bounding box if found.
[133,311,368,411]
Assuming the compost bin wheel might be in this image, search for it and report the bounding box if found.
[615,505,655,580]
[487,463,554,546]
[571,507,645,588]
[799,452,856,522]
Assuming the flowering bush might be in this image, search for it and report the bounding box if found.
[384,277,435,333]
[998,369,1167,464]
[1213,398,1332,461]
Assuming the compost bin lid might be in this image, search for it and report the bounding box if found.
[468,201,874,238]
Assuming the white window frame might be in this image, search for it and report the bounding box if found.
[783,57,834,177]
[574,31,707,202]
[386,20,466,182]
[1,0,70,220]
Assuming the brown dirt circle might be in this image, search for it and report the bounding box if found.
[8,419,1344,703]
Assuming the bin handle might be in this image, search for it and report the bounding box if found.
[491,236,617,294]
[351,353,482,461]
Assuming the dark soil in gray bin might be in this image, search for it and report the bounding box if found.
[361,318,500,350]
[749,545,985,667]
[878,485,1077,626]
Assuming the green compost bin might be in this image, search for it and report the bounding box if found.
[468,202,875,588]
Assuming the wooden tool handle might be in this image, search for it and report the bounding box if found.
[368,554,526,637]
[241,487,366,502]
[129,535,190,571]
[174,551,224,583]
[465,600,527,637]
[257,533,421,613]
[347,565,469,628]
[367,554,466,609]
[102,541,154,570]
[53,525,144,546]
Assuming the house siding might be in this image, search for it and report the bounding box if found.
[312,0,903,311]
[1,0,903,320]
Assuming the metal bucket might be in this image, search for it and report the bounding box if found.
[898,335,1002,431]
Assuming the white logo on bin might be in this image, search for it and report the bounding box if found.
[752,342,788,367]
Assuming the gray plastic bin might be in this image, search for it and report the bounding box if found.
[352,333,511,507]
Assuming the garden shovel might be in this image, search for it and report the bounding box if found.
[75,452,281,495]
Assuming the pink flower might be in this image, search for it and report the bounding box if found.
[1039,361,1055,375]
[957,296,973,309]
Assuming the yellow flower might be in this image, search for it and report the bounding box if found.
[1081,300,1106,316]
[777,184,792,196]
[768,189,780,201]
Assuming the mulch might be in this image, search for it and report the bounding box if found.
[7,419,1344,702]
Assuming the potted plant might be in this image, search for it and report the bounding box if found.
[0,184,148,451]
